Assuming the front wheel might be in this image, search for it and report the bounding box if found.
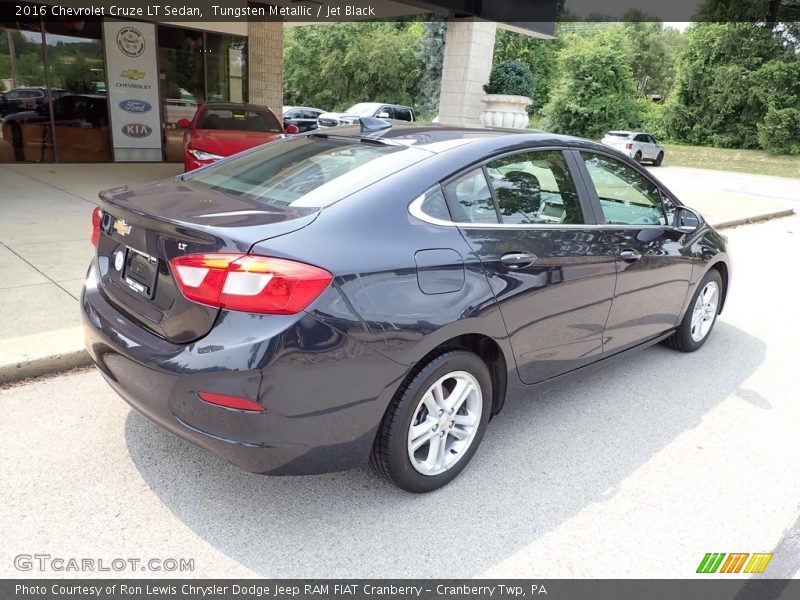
[654,151,664,166]
[370,350,492,493]
[665,270,722,352]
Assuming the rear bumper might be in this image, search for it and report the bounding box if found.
[81,259,407,475]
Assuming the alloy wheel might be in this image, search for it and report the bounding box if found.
[407,371,482,476]
[690,281,719,342]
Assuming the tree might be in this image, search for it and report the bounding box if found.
[542,30,641,139]
[283,23,422,112]
[415,19,446,118]
[663,22,797,150]
[492,28,561,113]
[619,21,683,98]
[63,55,95,93]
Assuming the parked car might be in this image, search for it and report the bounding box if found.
[317,102,415,128]
[2,94,109,161]
[177,102,293,172]
[282,105,325,133]
[601,130,665,165]
[0,86,68,117]
[83,122,730,492]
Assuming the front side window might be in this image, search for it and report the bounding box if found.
[188,136,431,208]
[581,152,667,226]
[486,150,584,225]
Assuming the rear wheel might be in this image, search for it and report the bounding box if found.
[654,151,664,166]
[665,270,722,352]
[634,150,643,163]
[370,350,492,493]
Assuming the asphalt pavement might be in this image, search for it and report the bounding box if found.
[1,215,799,579]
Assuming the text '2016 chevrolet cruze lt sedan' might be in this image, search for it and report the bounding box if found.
[82,121,730,492]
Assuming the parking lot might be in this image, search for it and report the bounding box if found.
[2,214,798,579]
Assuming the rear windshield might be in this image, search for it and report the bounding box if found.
[198,107,282,133]
[187,136,432,208]
[606,132,631,138]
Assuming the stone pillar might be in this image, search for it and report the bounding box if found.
[438,20,497,126]
[247,20,283,111]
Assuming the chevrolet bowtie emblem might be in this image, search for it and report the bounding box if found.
[113,219,132,236]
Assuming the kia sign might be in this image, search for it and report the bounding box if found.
[122,123,153,138]
[119,99,152,113]
[103,21,162,161]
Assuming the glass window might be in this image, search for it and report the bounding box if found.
[486,150,584,225]
[205,33,248,104]
[419,187,451,221]
[197,106,281,133]
[188,137,431,209]
[1,20,109,163]
[581,152,667,226]
[394,107,413,121]
[443,169,499,224]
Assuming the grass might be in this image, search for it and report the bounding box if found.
[662,143,800,179]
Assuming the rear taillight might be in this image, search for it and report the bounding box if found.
[170,253,333,315]
[625,142,633,150]
[197,391,265,412]
[90,206,102,247]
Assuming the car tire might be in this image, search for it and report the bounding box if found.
[634,151,643,163]
[370,350,492,493]
[654,152,664,166]
[665,269,723,353]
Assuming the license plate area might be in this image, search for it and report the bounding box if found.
[122,247,159,299]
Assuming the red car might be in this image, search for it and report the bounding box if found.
[178,102,298,171]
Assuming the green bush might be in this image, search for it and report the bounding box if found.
[637,99,668,141]
[757,108,800,155]
[483,60,534,98]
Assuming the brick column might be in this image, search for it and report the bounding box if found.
[247,20,283,111]
[438,19,497,125]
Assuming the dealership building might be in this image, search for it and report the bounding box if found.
[0,0,553,164]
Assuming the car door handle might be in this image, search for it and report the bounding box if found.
[500,252,537,268]
[619,249,642,262]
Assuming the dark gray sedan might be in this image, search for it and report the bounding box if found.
[82,122,730,492]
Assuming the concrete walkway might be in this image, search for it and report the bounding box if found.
[0,162,796,384]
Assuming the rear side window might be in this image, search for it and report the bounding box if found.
[443,169,499,224]
[486,150,584,225]
[188,137,431,209]
[394,107,413,121]
[581,152,667,226]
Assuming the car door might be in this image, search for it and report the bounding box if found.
[575,150,693,354]
[443,149,617,384]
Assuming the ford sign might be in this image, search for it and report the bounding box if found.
[119,99,152,113]
[122,123,152,138]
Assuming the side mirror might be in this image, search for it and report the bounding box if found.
[176,118,191,129]
[674,207,701,234]
[284,123,299,134]
[375,111,390,118]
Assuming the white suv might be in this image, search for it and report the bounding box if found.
[601,131,665,166]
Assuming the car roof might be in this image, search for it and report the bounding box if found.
[313,122,604,155]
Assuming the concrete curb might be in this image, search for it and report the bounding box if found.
[0,350,91,386]
[712,208,795,230]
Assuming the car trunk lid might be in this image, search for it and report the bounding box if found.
[95,177,318,343]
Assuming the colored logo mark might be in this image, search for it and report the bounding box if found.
[697,553,773,574]
[121,69,146,80]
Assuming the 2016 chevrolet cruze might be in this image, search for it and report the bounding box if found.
[82,121,730,492]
